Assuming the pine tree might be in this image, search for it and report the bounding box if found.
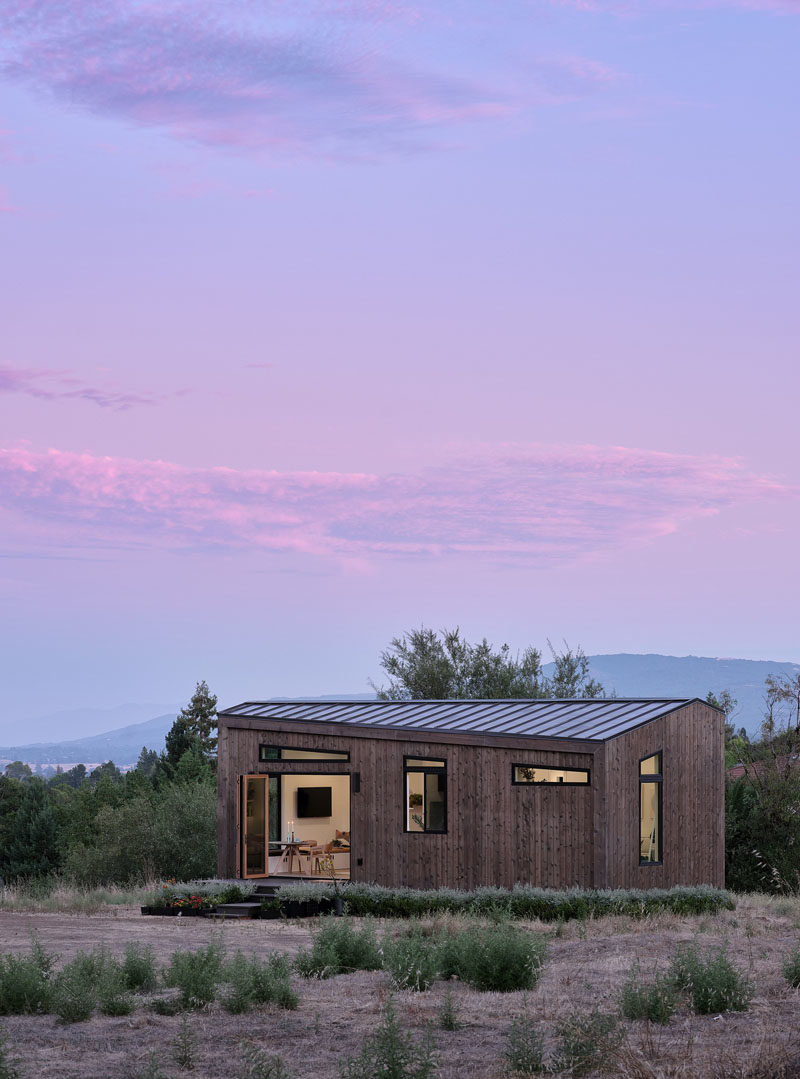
[176,681,218,757]
[1,779,61,880]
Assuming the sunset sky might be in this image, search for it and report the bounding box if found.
[1,0,798,729]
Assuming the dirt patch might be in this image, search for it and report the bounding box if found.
[1,897,799,1078]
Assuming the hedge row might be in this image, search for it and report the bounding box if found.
[274,882,734,921]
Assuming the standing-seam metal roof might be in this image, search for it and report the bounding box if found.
[218,698,704,742]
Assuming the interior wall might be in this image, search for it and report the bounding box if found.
[279,773,350,846]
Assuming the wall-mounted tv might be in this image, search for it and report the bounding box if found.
[296,786,332,818]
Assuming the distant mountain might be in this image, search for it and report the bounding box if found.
[0,713,176,769]
[0,702,180,745]
[1,661,795,770]
[576,654,799,735]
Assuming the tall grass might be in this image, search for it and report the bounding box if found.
[0,878,155,914]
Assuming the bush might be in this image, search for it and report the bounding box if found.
[439,923,547,992]
[0,1025,20,1079]
[551,1011,622,1076]
[382,925,441,992]
[619,961,676,1024]
[437,987,462,1031]
[172,1016,196,1071]
[51,957,97,1023]
[239,1042,294,1079]
[338,997,436,1079]
[122,942,158,993]
[295,917,381,978]
[782,943,800,988]
[164,938,225,1008]
[503,1006,545,1074]
[222,951,299,1014]
[98,962,134,1017]
[0,937,54,1015]
[669,943,753,1014]
[284,882,734,922]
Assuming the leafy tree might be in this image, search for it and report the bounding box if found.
[373,627,603,700]
[1,779,61,880]
[135,747,159,777]
[0,776,25,860]
[3,762,32,782]
[177,681,218,757]
[89,761,122,785]
[707,690,749,769]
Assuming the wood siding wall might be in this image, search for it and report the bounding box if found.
[218,720,597,890]
[602,701,725,889]
[217,702,724,890]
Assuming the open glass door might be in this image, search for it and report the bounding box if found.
[241,775,268,878]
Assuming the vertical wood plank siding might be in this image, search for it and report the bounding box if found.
[601,701,724,889]
[217,701,724,890]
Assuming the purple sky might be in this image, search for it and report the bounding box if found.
[1,0,799,730]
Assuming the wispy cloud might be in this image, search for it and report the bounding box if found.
[0,0,515,156]
[0,443,790,565]
[0,367,174,410]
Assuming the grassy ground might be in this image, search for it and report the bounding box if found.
[0,893,799,1078]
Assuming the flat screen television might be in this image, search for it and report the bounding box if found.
[296,786,332,818]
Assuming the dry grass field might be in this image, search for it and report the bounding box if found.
[1,894,799,1078]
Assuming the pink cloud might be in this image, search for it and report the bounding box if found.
[548,0,799,11]
[0,443,791,564]
[0,367,175,410]
[0,1,512,156]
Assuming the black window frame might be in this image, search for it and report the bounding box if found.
[259,744,350,763]
[403,756,447,835]
[639,750,663,866]
[512,764,591,786]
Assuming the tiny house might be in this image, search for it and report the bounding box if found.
[216,697,724,890]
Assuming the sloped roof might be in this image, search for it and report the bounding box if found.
[219,697,702,742]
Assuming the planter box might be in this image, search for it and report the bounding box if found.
[140,906,213,917]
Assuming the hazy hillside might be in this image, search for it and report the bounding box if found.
[0,713,175,769]
[0,701,180,745]
[580,654,799,734]
[2,658,795,769]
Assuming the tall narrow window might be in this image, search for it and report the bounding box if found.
[404,758,446,833]
[639,752,662,865]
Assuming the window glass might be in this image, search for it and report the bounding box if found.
[259,745,349,762]
[404,759,446,833]
[639,751,662,864]
[640,782,661,862]
[513,766,589,785]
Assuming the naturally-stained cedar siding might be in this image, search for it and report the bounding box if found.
[217,699,724,890]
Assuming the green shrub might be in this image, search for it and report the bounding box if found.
[551,1011,622,1076]
[382,925,441,992]
[437,987,462,1031]
[295,916,381,978]
[239,1042,295,1079]
[669,943,753,1014]
[0,1025,20,1079]
[98,962,134,1017]
[619,961,676,1024]
[122,942,158,993]
[164,938,225,1008]
[129,1051,168,1079]
[223,951,298,1013]
[782,943,800,988]
[172,1016,196,1071]
[0,937,55,1015]
[438,923,547,992]
[338,997,436,1079]
[51,957,97,1023]
[503,1007,545,1075]
[291,882,733,922]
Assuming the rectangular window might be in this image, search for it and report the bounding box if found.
[639,752,662,865]
[259,745,349,762]
[404,757,446,833]
[513,765,590,785]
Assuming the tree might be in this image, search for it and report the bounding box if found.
[175,681,218,758]
[372,627,603,701]
[135,747,159,777]
[3,761,32,781]
[1,779,61,880]
[706,690,748,769]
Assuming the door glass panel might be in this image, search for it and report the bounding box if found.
[268,776,280,847]
[245,777,267,876]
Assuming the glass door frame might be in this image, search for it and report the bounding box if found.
[241,774,269,879]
